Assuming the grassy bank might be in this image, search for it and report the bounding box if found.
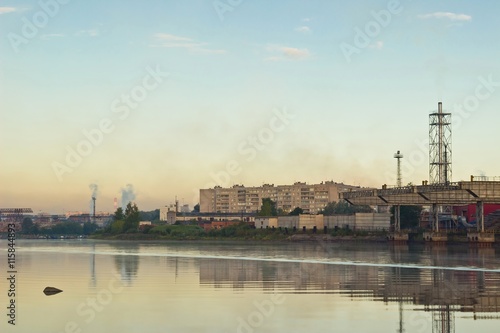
[90,223,389,242]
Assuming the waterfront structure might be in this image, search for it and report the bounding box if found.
[200,181,361,214]
[277,214,325,229]
[159,206,170,221]
[159,207,178,224]
[323,213,391,230]
[255,214,389,231]
[255,217,278,229]
[65,213,112,227]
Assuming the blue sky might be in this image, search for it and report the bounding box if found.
[1,0,499,213]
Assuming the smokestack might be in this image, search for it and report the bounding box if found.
[89,183,98,221]
[114,198,118,211]
[438,101,442,114]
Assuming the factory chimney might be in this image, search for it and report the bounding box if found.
[92,196,96,221]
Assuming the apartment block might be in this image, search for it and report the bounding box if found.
[199,181,361,214]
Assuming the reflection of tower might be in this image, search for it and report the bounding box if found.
[394,150,403,187]
[429,102,452,184]
[90,243,96,287]
[431,269,455,333]
[432,305,454,333]
[92,196,96,223]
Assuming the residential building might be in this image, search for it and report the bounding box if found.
[200,181,361,214]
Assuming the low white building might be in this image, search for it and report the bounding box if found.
[255,217,278,228]
[276,214,324,229]
[167,211,177,225]
[324,213,390,230]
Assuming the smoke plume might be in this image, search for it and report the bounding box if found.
[121,184,136,209]
[89,183,98,198]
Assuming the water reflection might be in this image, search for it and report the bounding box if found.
[199,245,500,333]
[11,240,500,333]
[112,243,140,284]
[90,243,96,287]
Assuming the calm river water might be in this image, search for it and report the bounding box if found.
[1,239,500,333]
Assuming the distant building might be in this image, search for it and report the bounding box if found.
[200,181,361,214]
[65,212,112,227]
[204,213,389,231]
[255,217,278,229]
[324,213,391,230]
[167,211,177,225]
[33,213,64,228]
[277,214,324,229]
[181,204,190,213]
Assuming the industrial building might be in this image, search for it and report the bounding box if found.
[200,181,361,214]
[254,213,390,231]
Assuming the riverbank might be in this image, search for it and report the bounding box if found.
[89,223,389,242]
[88,233,389,242]
[88,230,500,247]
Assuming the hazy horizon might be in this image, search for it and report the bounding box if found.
[1,0,499,214]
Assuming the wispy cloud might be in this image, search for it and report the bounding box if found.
[266,45,311,61]
[418,12,472,21]
[151,33,225,54]
[42,33,65,40]
[0,6,16,14]
[76,29,99,37]
[302,18,311,22]
[295,26,311,33]
[369,41,384,50]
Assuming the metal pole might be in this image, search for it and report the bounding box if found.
[395,205,401,232]
[433,203,439,232]
[477,201,484,233]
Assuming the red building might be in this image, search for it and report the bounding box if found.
[453,204,500,223]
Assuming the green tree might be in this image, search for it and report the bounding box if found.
[391,205,422,229]
[22,217,34,234]
[110,220,125,234]
[139,209,160,221]
[192,204,200,213]
[114,207,124,221]
[123,202,140,232]
[83,222,99,235]
[258,198,277,216]
[44,222,83,235]
[320,202,337,215]
[289,207,303,216]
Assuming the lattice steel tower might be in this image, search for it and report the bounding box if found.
[429,102,452,184]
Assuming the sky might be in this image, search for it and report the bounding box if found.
[1,0,499,214]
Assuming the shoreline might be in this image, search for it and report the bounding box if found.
[86,232,500,247]
[5,231,499,247]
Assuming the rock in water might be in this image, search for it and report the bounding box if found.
[43,287,63,296]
